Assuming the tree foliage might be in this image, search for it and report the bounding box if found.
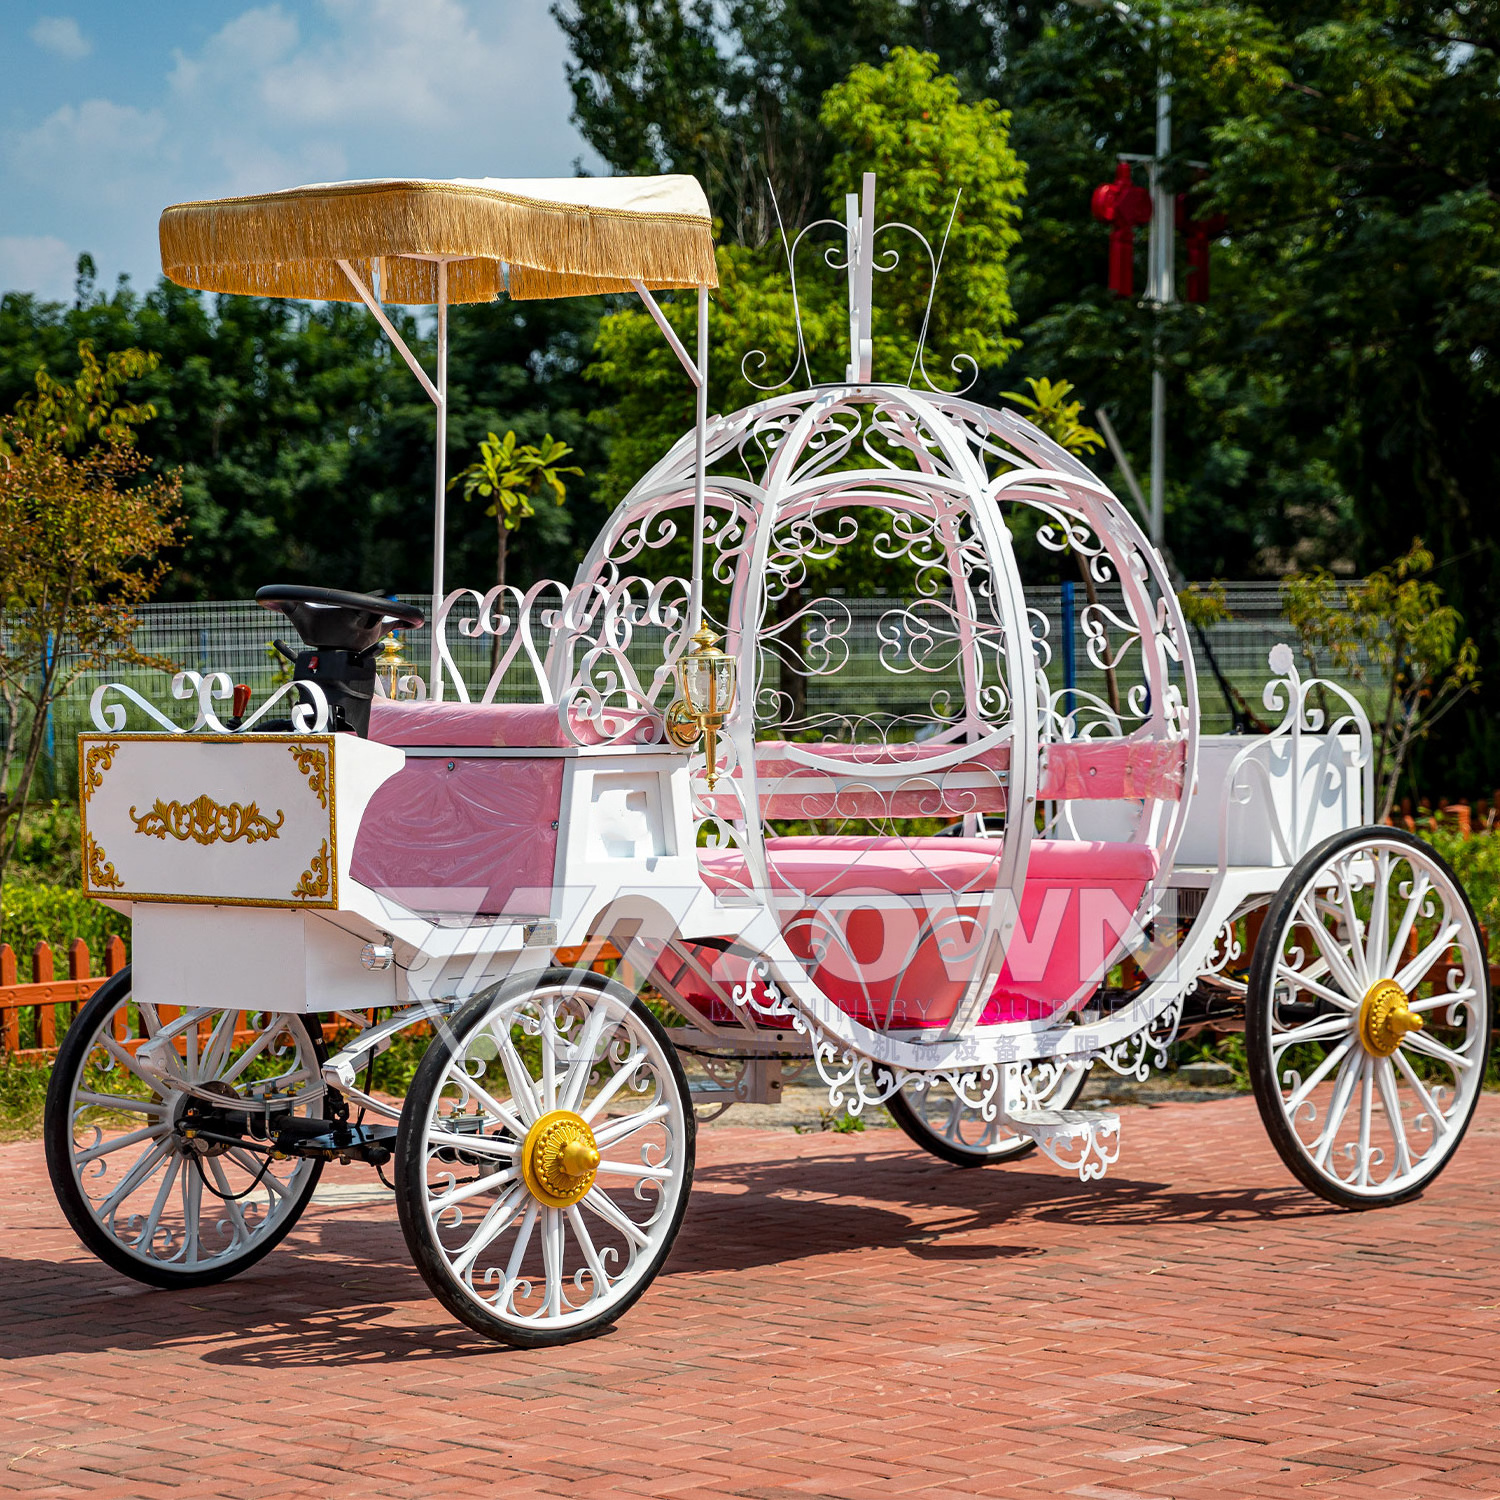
[449,430,583,594]
[1284,542,1481,819]
[588,48,1028,505]
[0,344,183,893]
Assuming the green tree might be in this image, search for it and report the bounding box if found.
[0,344,184,897]
[449,430,584,597]
[1284,542,1480,820]
[589,48,1028,505]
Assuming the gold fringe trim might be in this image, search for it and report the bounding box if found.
[160,179,718,304]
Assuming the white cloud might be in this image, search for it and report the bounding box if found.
[0,1,598,295]
[29,16,91,61]
[0,235,76,301]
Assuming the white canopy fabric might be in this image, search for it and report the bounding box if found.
[160,175,718,304]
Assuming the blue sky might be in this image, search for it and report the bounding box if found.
[0,1,599,302]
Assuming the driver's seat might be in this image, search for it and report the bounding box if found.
[257,584,424,735]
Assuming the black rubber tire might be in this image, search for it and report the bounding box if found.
[887,1064,1089,1167]
[395,967,696,1348]
[44,969,324,1288]
[1245,826,1491,1209]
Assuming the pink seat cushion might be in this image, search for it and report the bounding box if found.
[679,836,1158,1029]
[369,699,658,748]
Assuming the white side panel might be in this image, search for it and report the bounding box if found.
[132,904,399,1015]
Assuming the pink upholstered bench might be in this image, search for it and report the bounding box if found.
[367,698,662,748]
[665,835,1158,1030]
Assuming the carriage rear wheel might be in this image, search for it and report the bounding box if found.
[888,1061,1089,1167]
[44,969,324,1287]
[395,967,695,1347]
[1246,827,1491,1208]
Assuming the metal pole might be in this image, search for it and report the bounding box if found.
[690,284,709,633]
[1147,21,1172,550]
[430,260,449,699]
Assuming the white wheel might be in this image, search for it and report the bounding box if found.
[888,1060,1089,1166]
[44,970,324,1286]
[1247,828,1492,1207]
[395,968,695,1346]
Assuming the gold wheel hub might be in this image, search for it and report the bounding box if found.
[1358,977,1425,1058]
[519,1110,601,1208]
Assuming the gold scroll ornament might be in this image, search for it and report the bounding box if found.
[82,742,119,804]
[288,743,329,809]
[292,839,331,901]
[84,832,124,891]
[130,795,285,845]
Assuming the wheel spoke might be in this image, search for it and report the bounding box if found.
[75,1090,167,1116]
[219,1021,284,1086]
[74,1122,169,1165]
[565,1204,612,1303]
[227,1147,289,1197]
[1297,898,1364,1001]
[541,1206,563,1318]
[491,1020,542,1127]
[1393,1048,1452,1135]
[540,1000,558,1114]
[1274,964,1358,1012]
[1334,870,1372,991]
[1363,850,1391,983]
[592,1103,669,1149]
[496,1200,538,1310]
[181,1159,203,1267]
[448,1182,527,1281]
[1356,1056,1374,1188]
[1383,871,1430,978]
[196,1009,239,1081]
[429,1167,517,1214]
[580,1185,652,1249]
[1311,1050,1362,1170]
[1401,1029,1476,1074]
[426,1127,519,1159]
[1283,1038,1351,1116]
[1410,987,1478,1013]
[1270,1013,1351,1052]
[133,1153,182,1252]
[1396,922,1463,995]
[438,1066,527,1140]
[580,1049,649,1124]
[94,1137,174,1220]
[560,1000,612,1115]
[596,1157,677,1182]
[1374,1057,1413,1175]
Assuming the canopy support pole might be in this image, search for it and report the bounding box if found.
[432,261,449,700]
[630,279,710,635]
[339,256,450,698]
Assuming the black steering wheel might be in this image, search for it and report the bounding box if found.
[256,585,425,654]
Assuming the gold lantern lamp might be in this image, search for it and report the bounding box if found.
[665,626,738,788]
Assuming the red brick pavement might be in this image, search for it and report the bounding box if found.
[4,1096,1500,1499]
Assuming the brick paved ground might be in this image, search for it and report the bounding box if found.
[4,1095,1500,1499]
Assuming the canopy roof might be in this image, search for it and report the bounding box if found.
[159,175,717,304]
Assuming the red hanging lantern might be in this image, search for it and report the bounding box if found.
[1090,161,1152,297]
[1176,189,1227,304]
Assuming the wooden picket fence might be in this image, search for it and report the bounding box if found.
[1,936,128,1061]
[0,937,620,1065]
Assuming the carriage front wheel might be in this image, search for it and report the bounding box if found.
[395,967,695,1347]
[1246,827,1491,1208]
[43,969,325,1286]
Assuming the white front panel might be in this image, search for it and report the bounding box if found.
[81,734,339,907]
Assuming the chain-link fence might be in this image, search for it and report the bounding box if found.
[34,581,1370,796]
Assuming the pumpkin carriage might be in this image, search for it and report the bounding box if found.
[45,172,1490,1346]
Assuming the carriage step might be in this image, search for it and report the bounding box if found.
[1004,1107,1121,1182]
